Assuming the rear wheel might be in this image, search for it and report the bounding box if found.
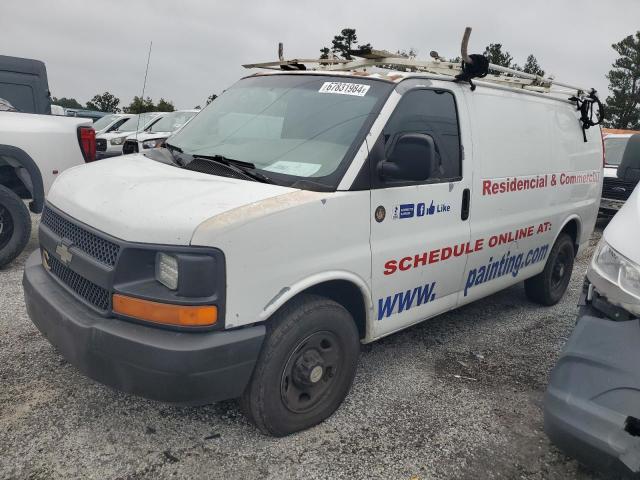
[241,294,360,436]
[525,233,574,306]
[0,185,31,268]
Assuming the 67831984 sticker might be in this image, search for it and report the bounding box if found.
[318,82,370,97]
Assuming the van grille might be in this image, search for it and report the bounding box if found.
[46,251,110,311]
[122,140,138,155]
[41,207,120,267]
[96,138,107,151]
[184,158,253,181]
[602,177,637,202]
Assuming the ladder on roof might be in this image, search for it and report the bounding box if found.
[242,28,595,98]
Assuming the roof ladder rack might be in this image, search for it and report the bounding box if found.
[243,27,597,99]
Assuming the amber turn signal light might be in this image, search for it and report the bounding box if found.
[112,294,217,327]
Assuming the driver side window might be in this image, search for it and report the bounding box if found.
[382,89,462,182]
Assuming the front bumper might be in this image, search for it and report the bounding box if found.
[599,198,625,214]
[23,251,264,405]
[544,303,640,476]
[96,149,123,159]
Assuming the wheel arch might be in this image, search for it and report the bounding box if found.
[258,271,373,341]
[556,215,581,256]
[0,145,45,213]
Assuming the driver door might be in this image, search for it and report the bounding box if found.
[369,86,473,338]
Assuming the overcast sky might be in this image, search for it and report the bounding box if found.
[2,0,639,109]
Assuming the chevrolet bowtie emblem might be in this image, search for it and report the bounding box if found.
[41,250,51,271]
[56,242,73,265]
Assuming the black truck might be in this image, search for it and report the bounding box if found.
[0,55,52,115]
[600,133,640,216]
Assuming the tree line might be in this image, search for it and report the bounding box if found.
[53,28,640,130]
[319,28,546,75]
[321,28,640,130]
[52,92,218,114]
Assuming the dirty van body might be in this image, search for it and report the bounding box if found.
[24,70,603,436]
[545,185,640,477]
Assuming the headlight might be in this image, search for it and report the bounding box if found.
[143,138,166,149]
[593,242,623,281]
[155,253,179,290]
[621,262,640,298]
[592,241,640,298]
[110,136,126,145]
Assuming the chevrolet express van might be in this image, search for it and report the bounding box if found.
[24,67,603,436]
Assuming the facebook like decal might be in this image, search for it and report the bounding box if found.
[393,201,450,220]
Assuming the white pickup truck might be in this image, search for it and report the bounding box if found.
[0,109,94,266]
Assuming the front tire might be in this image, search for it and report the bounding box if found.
[0,185,31,268]
[525,233,575,306]
[241,294,360,436]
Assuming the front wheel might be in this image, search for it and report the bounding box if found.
[241,294,360,436]
[525,233,575,306]
[0,185,31,268]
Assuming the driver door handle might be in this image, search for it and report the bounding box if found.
[461,188,471,221]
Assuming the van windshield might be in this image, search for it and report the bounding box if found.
[605,137,629,166]
[168,75,391,188]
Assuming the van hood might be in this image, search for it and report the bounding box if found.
[47,154,297,245]
[604,183,640,261]
[126,132,169,142]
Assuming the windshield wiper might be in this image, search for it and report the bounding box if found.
[190,154,274,184]
[165,142,183,153]
[164,142,186,166]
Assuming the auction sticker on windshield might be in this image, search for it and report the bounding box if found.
[318,82,370,97]
[264,161,322,176]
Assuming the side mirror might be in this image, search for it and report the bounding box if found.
[617,134,640,182]
[378,133,435,182]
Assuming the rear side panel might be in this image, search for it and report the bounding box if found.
[459,87,602,304]
[0,112,91,194]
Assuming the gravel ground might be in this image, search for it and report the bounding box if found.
[0,215,616,479]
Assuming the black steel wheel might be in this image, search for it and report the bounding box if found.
[550,243,572,291]
[525,233,575,306]
[280,330,343,414]
[0,185,31,268]
[0,203,14,251]
[241,294,360,436]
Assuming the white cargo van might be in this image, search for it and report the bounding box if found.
[24,41,603,436]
